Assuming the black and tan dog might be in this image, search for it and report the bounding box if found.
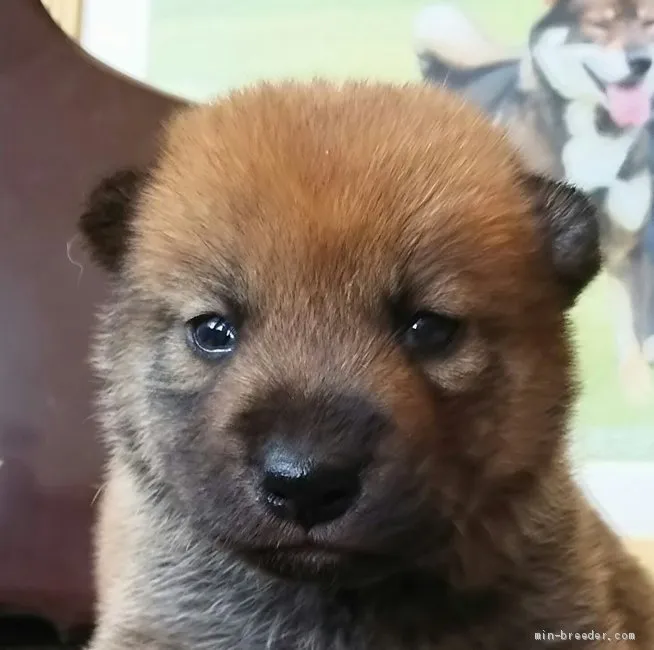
[415,0,654,399]
[80,81,654,649]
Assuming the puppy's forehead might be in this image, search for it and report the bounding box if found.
[132,82,539,312]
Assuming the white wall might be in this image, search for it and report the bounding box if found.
[79,0,152,82]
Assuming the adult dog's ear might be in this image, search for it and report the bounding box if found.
[522,173,602,308]
[78,168,146,274]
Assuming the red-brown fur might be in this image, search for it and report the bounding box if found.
[81,81,654,649]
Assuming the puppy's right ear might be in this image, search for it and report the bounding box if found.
[78,168,146,274]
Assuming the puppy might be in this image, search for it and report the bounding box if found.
[80,81,654,649]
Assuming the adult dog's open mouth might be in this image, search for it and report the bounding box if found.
[584,62,651,127]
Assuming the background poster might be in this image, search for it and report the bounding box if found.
[78,0,654,535]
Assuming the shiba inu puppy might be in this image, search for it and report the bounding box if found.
[80,81,654,649]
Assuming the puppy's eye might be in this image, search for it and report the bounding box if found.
[402,311,462,356]
[187,314,237,357]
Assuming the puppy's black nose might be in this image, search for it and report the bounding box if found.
[627,53,652,77]
[260,447,360,530]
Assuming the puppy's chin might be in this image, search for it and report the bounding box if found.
[236,546,403,587]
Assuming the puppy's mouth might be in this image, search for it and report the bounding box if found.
[236,543,400,585]
[583,63,652,127]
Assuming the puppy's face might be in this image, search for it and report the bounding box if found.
[81,82,600,587]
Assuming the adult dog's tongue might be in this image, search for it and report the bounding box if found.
[606,84,651,127]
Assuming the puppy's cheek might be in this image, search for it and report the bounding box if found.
[422,335,490,394]
[153,330,224,394]
[141,394,263,541]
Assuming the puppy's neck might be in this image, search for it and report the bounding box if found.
[214,563,503,648]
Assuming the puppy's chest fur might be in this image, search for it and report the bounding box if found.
[113,498,600,650]
[126,523,475,650]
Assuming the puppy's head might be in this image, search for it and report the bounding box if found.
[80,82,600,587]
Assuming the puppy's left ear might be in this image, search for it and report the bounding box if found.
[522,173,602,308]
[78,168,146,274]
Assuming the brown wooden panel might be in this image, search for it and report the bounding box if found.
[0,0,182,633]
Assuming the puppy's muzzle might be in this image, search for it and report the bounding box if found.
[238,389,389,531]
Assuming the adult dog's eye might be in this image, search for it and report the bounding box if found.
[402,311,462,356]
[187,314,237,357]
[588,18,611,30]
